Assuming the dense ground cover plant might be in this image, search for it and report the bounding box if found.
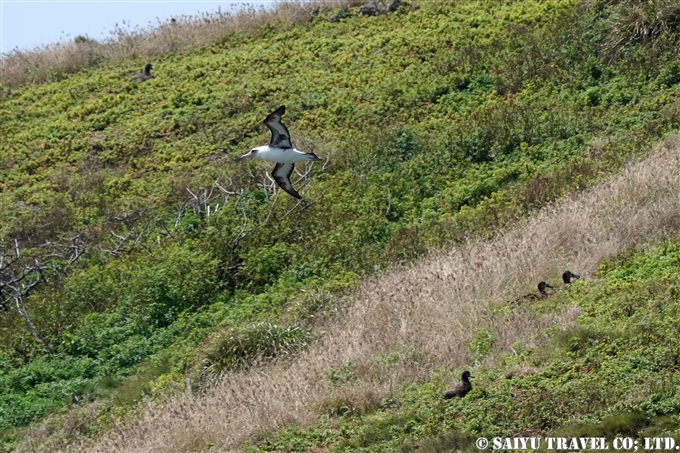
[1,0,680,449]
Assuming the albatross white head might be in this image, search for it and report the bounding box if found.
[240,147,265,160]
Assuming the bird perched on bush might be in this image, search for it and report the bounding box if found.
[240,105,323,199]
[444,370,474,399]
[132,63,155,82]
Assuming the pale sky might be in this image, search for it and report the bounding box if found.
[0,0,277,54]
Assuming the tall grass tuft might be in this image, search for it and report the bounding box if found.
[602,0,680,58]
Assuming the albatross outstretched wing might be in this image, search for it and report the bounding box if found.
[272,162,301,199]
[264,105,292,149]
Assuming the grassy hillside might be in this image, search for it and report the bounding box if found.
[68,136,680,453]
[1,0,680,451]
[247,236,680,452]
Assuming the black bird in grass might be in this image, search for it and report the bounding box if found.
[444,371,474,399]
[562,271,580,285]
[514,281,554,304]
[536,281,554,296]
[240,105,323,199]
[132,63,155,82]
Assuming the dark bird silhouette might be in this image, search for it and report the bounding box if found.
[444,371,474,399]
[132,63,155,82]
[514,281,554,304]
[537,281,554,295]
[562,271,580,285]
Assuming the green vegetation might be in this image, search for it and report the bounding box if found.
[246,239,680,452]
[1,0,680,450]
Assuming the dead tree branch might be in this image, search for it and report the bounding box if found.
[100,227,147,257]
[1,232,89,348]
[186,177,238,218]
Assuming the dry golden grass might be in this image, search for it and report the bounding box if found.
[25,135,680,453]
[0,0,359,90]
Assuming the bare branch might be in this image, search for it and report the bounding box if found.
[42,231,87,266]
[279,198,309,222]
[102,229,133,257]
[185,177,237,218]
[230,195,250,252]
[213,178,238,196]
[186,186,199,201]
[1,240,50,347]
[109,204,151,225]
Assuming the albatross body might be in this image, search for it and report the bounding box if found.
[132,63,155,82]
[240,106,322,199]
[246,145,317,163]
[444,371,474,399]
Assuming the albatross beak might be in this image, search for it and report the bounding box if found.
[240,151,253,160]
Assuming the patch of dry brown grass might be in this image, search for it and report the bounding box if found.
[12,400,109,453]
[0,0,359,91]
[24,135,680,453]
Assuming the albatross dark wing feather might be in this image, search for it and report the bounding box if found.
[264,105,293,149]
[272,162,301,199]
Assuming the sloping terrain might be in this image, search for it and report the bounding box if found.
[1,0,680,451]
[59,135,680,453]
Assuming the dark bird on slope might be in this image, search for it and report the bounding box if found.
[514,281,554,304]
[132,63,155,82]
[240,105,323,199]
[444,370,474,399]
[562,271,580,285]
[537,281,554,295]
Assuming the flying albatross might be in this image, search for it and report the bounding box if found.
[240,105,322,199]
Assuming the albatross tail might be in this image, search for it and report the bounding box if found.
[305,152,323,162]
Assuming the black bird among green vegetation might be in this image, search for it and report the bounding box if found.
[562,271,580,285]
[444,371,474,399]
[132,63,155,82]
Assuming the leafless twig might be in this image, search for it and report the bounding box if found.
[186,177,238,218]
[1,232,90,348]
